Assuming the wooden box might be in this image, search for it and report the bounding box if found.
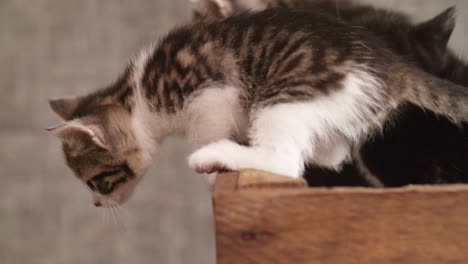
[212,169,468,264]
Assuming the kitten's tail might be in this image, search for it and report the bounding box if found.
[396,65,468,123]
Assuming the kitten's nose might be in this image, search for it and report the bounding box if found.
[94,201,102,207]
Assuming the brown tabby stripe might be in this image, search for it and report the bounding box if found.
[63,6,466,129]
[138,9,385,112]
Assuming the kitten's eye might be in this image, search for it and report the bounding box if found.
[87,180,97,192]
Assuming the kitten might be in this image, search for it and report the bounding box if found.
[195,0,468,187]
[309,3,468,186]
[48,9,468,207]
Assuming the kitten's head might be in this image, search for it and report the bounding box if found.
[394,6,456,74]
[47,95,151,207]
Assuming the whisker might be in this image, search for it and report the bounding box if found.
[110,205,118,227]
[104,207,110,225]
[119,205,131,228]
[112,202,123,224]
[114,205,129,231]
[110,202,121,224]
[113,203,125,222]
[112,202,130,235]
[119,205,131,224]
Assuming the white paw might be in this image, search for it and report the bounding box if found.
[188,140,303,178]
[188,141,239,174]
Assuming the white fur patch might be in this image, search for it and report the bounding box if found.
[184,85,248,147]
[132,83,158,167]
[250,69,384,170]
[131,43,160,167]
[188,69,384,177]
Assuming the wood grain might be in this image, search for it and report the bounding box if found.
[213,170,468,264]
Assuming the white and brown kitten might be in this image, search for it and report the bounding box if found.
[196,0,468,187]
[48,9,468,207]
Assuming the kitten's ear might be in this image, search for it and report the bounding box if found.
[192,0,233,18]
[46,121,108,150]
[415,6,456,49]
[49,97,80,121]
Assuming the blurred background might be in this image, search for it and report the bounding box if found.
[0,0,467,263]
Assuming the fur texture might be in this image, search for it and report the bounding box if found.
[195,0,468,187]
[48,9,468,207]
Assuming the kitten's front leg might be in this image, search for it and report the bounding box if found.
[188,104,310,178]
[188,139,304,177]
[188,139,249,174]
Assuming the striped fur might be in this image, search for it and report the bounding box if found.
[196,0,468,187]
[48,9,468,206]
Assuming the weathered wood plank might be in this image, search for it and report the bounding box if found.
[213,170,468,264]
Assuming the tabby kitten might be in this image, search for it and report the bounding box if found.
[195,0,468,187]
[48,9,468,207]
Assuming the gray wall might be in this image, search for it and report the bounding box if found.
[0,1,467,263]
